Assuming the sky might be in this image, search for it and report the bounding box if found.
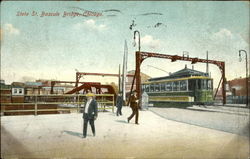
[1,1,249,87]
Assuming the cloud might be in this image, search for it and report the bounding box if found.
[208,28,248,50]
[4,23,20,35]
[239,28,249,44]
[211,28,233,40]
[141,35,161,49]
[74,19,107,31]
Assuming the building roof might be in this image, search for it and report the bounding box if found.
[25,82,43,86]
[149,66,209,81]
[0,84,11,89]
[11,82,25,87]
[0,80,5,84]
[127,70,151,82]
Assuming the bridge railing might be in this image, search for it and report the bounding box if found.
[0,94,115,116]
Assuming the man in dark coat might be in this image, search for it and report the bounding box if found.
[116,92,123,116]
[127,90,139,124]
[82,93,98,138]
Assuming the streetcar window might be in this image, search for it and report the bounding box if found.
[177,81,180,91]
[155,84,160,92]
[145,85,149,92]
[19,89,23,94]
[201,80,204,89]
[150,84,154,92]
[200,79,206,90]
[195,79,200,89]
[14,89,17,94]
[207,80,212,90]
[188,79,195,91]
[173,81,179,91]
[161,83,166,92]
[202,79,207,90]
[166,82,172,91]
[180,80,187,91]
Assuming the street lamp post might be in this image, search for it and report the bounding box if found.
[133,30,141,52]
[133,30,142,109]
[239,50,249,107]
[127,30,141,107]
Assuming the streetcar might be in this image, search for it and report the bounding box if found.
[142,67,214,107]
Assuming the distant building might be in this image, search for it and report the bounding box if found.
[0,80,5,84]
[227,77,249,96]
[0,80,11,103]
[25,82,43,86]
[216,77,249,104]
[11,82,25,96]
[0,80,11,90]
[11,86,24,96]
[25,82,43,95]
[41,86,65,95]
[125,70,151,93]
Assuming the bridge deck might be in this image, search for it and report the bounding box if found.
[1,107,249,159]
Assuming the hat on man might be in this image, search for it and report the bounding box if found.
[86,93,95,97]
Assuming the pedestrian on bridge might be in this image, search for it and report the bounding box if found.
[82,93,98,138]
[127,90,139,124]
[116,92,123,116]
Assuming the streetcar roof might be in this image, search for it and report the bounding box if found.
[143,76,213,84]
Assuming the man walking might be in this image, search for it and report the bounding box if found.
[83,93,98,138]
[127,90,139,124]
[116,92,123,116]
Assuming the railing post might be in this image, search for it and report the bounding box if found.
[1,105,5,116]
[112,95,114,113]
[77,94,80,113]
[102,96,105,112]
[35,95,37,116]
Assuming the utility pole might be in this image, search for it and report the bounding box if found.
[118,64,121,93]
[122,40,128,102]
[239,50,249,107]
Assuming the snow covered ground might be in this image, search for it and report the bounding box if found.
[1,107,249,159]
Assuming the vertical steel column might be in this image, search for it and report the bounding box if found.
[136,51,142,107]
[127,73,136,106]
[214,77,223,100]
[221,62,226,105]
